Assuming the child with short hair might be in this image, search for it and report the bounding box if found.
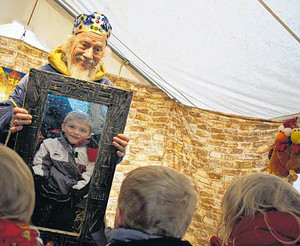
[104,166,197,246]
[33,110,96,197]
[0,145,43,245]
[210,173,300,246]
[32,111,98,230]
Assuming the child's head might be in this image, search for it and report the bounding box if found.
[61,111,93,144]
[0,145,35,223]
[115,166,197,238]
[217,172,300,244]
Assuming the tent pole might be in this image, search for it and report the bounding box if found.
[20,0,39,40]
[258,0,300,43]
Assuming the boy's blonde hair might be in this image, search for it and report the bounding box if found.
[117,166,197,238]
[63,111,93,133]
[217,172,300,245]
[0,145,35,223]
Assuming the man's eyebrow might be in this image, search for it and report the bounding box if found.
[79,39,89,43]
[94,41,105,46]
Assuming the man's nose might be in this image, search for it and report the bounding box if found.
[83,47,93,59]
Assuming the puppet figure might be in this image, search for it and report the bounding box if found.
[268,117,298,178]
[285,128,300,181]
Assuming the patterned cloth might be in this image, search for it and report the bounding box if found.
[0,218,43,246]
[73,12,112,40]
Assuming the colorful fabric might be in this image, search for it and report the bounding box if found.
[73,12,112,40]
[0,218,43,246]
[210,211,300,246]
[0,66,25,102]
[294,144,300,153]
[268,117,300,178]
[283,118,298,128]
[269,144,291,177]
[275,141,290,152]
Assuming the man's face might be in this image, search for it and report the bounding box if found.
[71,31,106,71]
[62,119,92,145]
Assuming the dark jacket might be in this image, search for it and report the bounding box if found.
[109,238,193,246]
[104,228,193,246]
[33,134,95,195]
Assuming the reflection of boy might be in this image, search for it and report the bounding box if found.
[33,111,97,199]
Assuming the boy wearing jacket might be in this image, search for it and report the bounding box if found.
[32,111,97,231]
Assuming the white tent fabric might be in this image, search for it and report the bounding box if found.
[1,0,299,119]
[0,21,48,51]
[0,0,74,52]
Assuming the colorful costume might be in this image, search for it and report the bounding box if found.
[210,211,300,246]
[268,117,300,181]
[0,218,43,246]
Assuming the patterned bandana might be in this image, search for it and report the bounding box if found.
[73,12,112,40]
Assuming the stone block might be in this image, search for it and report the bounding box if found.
[210,152,223,159]
[153,134,164,141]
[148,155,162,161]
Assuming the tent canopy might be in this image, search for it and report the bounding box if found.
[0,0,299,119]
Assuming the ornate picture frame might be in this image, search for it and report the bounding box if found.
[14,68,133,245]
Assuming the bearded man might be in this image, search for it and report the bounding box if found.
[0,12,129,157]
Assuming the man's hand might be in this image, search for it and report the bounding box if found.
[112,133,130,157]
[11,107,32,133]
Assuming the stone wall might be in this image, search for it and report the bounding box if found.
[0,36,280,245]
[0,36,48,73]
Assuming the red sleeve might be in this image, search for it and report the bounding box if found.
[210,236,222,246]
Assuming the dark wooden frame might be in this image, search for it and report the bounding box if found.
[14,68,133,245]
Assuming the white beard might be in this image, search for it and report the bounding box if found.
[68,63,95,81]
[66,53,98,81]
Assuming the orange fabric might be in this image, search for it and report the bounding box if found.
[275,132,289,143]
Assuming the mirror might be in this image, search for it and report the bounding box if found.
[31,94,108,232]
[14,69,133,244]
[40,94,107,142]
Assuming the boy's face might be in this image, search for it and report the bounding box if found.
[61,119,92,145]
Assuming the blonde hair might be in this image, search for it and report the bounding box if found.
[0,145,35,223]
[63,111,93,133]
[61,35,76,66]
[216,173,300,245]
[117,166,197,238]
